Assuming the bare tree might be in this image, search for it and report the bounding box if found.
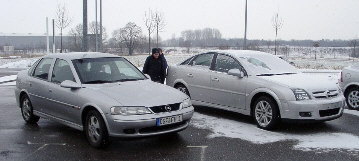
[272,12,283,55]
[349,40,358,59]
[144,9,155,55]
[68,24,83,51]
[154,11,165,47]
[113,22,143,56]
[89,21,108,44]
[313,41,320,60]
[55,4,72,53]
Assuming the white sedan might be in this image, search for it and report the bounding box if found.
[167,50,345,130]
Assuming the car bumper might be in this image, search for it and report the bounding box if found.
[105,106,194,137]
[280,95,345,121]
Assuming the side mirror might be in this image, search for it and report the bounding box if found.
[60,80,81,89]
[145,74,151,79]
[228,69,245,78]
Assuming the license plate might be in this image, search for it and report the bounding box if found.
[156,115,183,126]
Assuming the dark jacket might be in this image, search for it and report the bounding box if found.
[143,55,164,83]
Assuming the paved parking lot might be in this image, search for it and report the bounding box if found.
[1,84,359,161]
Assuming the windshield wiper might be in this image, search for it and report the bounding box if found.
[116,78,145,82]
[257,73,297,76]
[84,80,113,84]
[257,74,275,76]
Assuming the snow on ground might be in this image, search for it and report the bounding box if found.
[191,112,359,152]
[0,75,17,83]
[0,58,37,68]
[344,109,359,117]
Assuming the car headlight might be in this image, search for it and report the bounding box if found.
[111,106,152,115]
[181,98,192,109]
[291,88,311,101]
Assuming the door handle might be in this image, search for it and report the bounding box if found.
[187,73,193,77]
[211,78,219,82]
[29,82,32,87]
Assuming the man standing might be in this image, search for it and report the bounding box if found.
[158,48,168,84]
[143,48,165,83]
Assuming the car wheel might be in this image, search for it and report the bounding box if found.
[176,84,190,97]
[85,110,109,148]
[253,96,280,130]
[20,95,40,124]
[346,87,359,110]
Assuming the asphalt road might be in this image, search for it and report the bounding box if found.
[1,70,359,161]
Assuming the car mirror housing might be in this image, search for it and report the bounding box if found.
[60,80,81,89]
[228,69,244,78]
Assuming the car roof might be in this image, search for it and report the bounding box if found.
[42,52,120,60]
[207,50,273,58]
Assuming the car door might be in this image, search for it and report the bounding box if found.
[184,53,215,103]
[210,54,247,109]
[48,58,81,124]
[28,58,54,114]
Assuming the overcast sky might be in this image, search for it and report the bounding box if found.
[1,0,358,40]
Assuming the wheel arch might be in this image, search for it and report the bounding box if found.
[248,89,281,117]
[81,104,110,133]
[344,83,359,96]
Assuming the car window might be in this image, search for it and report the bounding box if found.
[33,58,53,80]
[180,56,193,65]
[215,54,242,73]
[191,54,214,68]
[51,59,75,84]
[73,57,146,84]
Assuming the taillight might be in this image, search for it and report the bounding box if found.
[340,72,343,82]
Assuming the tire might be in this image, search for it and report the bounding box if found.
[176,84,190,97]
[20,95,40,124]
[346,87,359,110]
[253,96,280,130]
[85,110,109,148]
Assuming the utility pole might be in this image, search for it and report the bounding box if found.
[95,0,98,52]
[82,0,88,52]
[243,0,248,50]
[46,17,49,54]
[100,0,103,52]
[52,19,55,53]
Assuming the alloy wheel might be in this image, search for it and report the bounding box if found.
[348,90,359,109]
[255,100,273,127]
[88,116,101,143]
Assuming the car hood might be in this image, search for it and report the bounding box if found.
[258,73,339,92]
[83,80,188,107]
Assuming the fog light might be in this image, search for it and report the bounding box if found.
[123,129,136,134]
[299,112,312,117]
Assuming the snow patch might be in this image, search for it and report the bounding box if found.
[0,75,17,83]
[0,59,36,68]
[191,112,359,151]
[344,109,359,117]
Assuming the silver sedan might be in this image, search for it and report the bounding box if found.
[167,50,345,130]
[340,64,359,110]
[15,52,194,148]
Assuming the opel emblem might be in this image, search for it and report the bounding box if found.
[165,105,172,112]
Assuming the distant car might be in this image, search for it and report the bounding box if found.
[340,64,359,110]
[167,50,345,130]
[15,52,194,148]
[275,55,295,65]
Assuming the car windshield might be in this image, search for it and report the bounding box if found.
[239,54,299,76]
[72,57,146,84]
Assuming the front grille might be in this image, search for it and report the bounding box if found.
[138,121,187,134]
[149,103,180,113]
[312,90,339,99]
[319,108,340,117]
